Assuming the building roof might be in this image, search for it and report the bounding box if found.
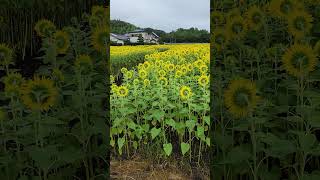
[151,32,159,38]
[127,29,159,38]
[127,29,145,33]
[111,33,129,40]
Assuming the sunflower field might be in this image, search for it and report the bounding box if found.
[0,5,109,179]
[110,44,210,166]
[211,0,320,179]
[110,45,170,75]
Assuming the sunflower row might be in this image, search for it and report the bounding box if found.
[110,45,170,75]
[212,1,320,179]
[110,44,210,160]
[0,5,108,179]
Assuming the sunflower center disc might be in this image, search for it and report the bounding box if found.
[294,17,306,30]
[280,2,293,14]
[0,52,4,61]
[56,37,65,47]
[253,14,261,24]
[293,52,309,69]
[31,86,50,104]
[234,91,250,107]
[232,23,243,34]
[44,27,55,37]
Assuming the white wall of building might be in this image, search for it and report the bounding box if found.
[128,32,158,43]
[110,36,124,45]
[129,37,139,43]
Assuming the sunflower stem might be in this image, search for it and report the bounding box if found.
[251,116,258,180]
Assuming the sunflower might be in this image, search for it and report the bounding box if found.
[34,19,56,38]
[138,69,148,79]
[133,79,140,86]
[75,55,93,71]
[143,61,151,69]
[154,60,162,68]
[121,67,128,74]
[244,5,265,31]
[158,70,166,77]
[198,75,209,87]
[164,64,173,72]
[92,26,108,54]
[211,11,224,27]
[212,28,229,50]
[199,64,208,74]
[226,16,247,40]
[224,78,259,118]
[194,59,205,69]
[125,71,134,79]
[21,76,58,111]
[175,70,183,78]
[111,84,118,93]
[282,44,317,77]
[175,65,181,71]
[116,86,129,97]
[110,75,115,84]
[314,40,320,56]
[143,79,150,87]
[179,86,193,101]
[268,0,304,18]
[181,66,188,74]
[0,44,14,67]
[54,30,70,54]
[137,63,144,69]
[92,5,107,20]
[187,64,193,71]
[159,77,168,86]
[287,10,313,39]
[3,73,24,96]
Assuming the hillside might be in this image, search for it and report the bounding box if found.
[110,20,166,36]
[110,20,138,34]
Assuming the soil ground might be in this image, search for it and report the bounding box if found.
[110,155,209,180]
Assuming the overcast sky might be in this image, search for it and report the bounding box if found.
[110,0,210,33]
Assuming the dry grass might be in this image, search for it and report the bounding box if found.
[110,155,209,180]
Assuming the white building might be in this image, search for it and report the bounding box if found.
[125,29,159,44]
[111,30,159,45]
[110,33,129,45]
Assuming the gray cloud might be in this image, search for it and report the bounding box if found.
[111,0,210,33]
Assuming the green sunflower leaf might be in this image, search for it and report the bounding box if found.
[163,143,173,156]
